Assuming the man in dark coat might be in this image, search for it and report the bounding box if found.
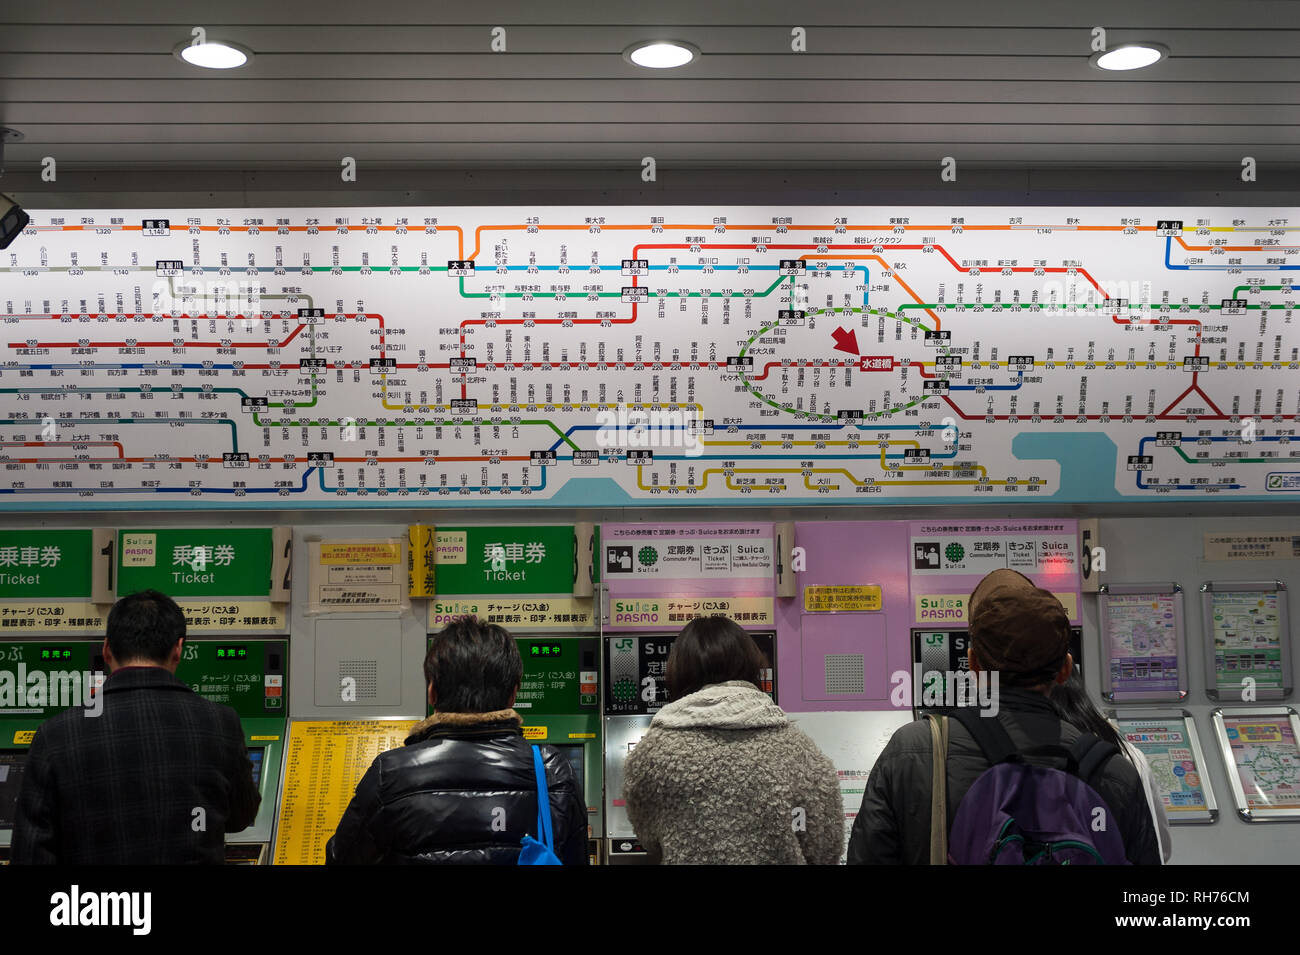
[848,571,1161,865]
[11,589,260,864]
[326,617,588,864]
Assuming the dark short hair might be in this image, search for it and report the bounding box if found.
[666,616,768,700]
[968,587,1071,688]
[106,590,187,665]
[424,618,522,713]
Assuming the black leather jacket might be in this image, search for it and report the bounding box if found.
[325,709,588,864]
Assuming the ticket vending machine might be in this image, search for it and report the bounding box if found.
[424,523,603,859]
[602,630,777,863]
[0,637,287,864]
[599,519,781,864]
[172,638,288,864]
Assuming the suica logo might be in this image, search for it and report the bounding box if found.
[49,885,151,935]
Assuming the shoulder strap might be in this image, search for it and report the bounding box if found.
[1068,733,1121,787]
[946,706,1019,765]
[531,745,555,852]
[927,715,949,865]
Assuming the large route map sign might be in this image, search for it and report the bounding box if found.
[1,205,1297,509]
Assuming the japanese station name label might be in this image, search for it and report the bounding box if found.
[1204,533,1300,562]
[804,585,882,612]
[0,530,91,598]
[117,528,274,597]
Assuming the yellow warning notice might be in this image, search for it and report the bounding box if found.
[804,585,882,612]
[12,730,34,745]
[522,726,548,740]
[320,541,402,565]
[272,719,417,866]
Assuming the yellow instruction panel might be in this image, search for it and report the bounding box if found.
[272,719,418,866]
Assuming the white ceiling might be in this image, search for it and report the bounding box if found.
[1,0,1299,171]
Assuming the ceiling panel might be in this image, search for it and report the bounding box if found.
[0,0,1297,171]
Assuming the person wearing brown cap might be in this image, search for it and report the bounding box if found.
[846,569,1160,865]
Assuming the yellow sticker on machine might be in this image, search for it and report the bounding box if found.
[12,730,35,745]
[522,726,548,740]
[568,732,596,739]
[804,585,882,612]
[272,719,418,866]
[319,541,402,565]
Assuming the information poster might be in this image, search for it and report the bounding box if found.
[1104,593,1180,695]
[1210,591,1283,691]
[1115,718,1211,818]
[272,719,418,865]
[306,539,407,614]
[1221,716,1300,813]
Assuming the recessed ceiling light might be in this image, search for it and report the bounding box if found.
[623,40,699,69]
[174,39,252,70]
[1090,43,1167,71]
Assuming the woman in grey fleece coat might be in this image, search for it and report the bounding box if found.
[622,616,845,864]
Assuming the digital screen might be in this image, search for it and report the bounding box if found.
[216,645,249,661]
[37,647,74,662]
[248,747,264,788]
[1104,593,1180,695]
[555,744,584,788]
[528,643,564,659]
[0,750,28,829]
[911,628,1083,710]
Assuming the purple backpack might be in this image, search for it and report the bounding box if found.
[944,708,1129,865]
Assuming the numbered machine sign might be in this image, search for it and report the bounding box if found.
[1109,710,1217,825]
[1210,707,1300,822]
[1097,583,1187,703]
[1201,581,1292,702]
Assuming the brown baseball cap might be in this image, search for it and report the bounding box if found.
[967,569,1071,687]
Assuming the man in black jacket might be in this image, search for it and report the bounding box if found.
[848,574,1160,865]
[326,618,588,864]
[11,590,260,864]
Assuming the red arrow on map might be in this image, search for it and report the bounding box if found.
[831,327,860,355]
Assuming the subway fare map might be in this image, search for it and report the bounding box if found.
[1,205,1298,509]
